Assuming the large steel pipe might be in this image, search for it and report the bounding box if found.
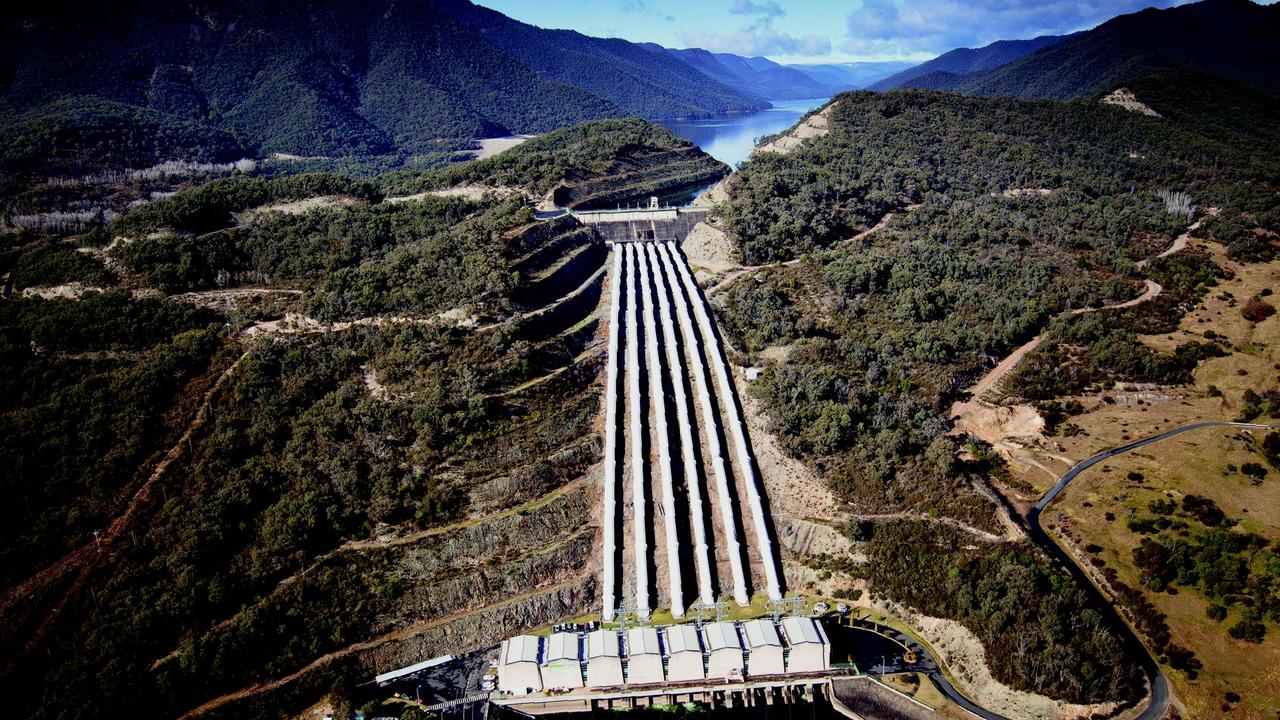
[624,243,651,617]
[601,247,623,621]
[646,243,715,607]
[662,242,783,602]
[656,243,749,606]
[637,244,684,618]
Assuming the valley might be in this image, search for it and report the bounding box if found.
[1,1,1279,720]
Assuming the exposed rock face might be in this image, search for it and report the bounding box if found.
[1101,88,1160,117]
[755,102,837,155]
[681,222,739,272]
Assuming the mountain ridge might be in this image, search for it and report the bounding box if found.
[869,34,1073,91]
[0,0,766,166]
[883,0,1280,99]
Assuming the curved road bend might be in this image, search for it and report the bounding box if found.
[1030,420,1276,720]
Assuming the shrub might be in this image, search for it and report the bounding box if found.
[1241,296,1275,322]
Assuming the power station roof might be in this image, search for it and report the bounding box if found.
[627,627,661,656]
[701,622,741,652]
[742,619,782,648]
[665,624,703,655]
[781,617,827,646]
[503,635,541,664]
[544,632,580,663]
[587,629,621,658]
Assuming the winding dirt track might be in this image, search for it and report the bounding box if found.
[706,209,902,297]
[964,278,1163,404]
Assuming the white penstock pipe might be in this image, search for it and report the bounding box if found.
[601,246,623,622]
[624,243,651,617]
[637,244,685,618]
[656,242,749,606]
[663,242,783,602]
[646,243,715,607]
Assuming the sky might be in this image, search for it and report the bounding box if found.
[471,0,1192,64]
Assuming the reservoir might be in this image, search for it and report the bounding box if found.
[659,97,829,169]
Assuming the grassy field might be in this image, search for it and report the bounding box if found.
[998,239,1280,499]
[1038,240,1280,718]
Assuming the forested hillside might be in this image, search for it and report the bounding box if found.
[0,118,711,720]
[385,118,728,209]
[891,0,1280,99]
[652,47,839,100]
[869,33,1071,91]
[0,0,761,171]
[709,71,1279,703]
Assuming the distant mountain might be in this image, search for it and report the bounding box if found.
[0,0,765,168]
[644,46,839,100]
[869,35,1072,91]
[787,61,916,90]
[884,0,1280,100]
[432,1,768,117]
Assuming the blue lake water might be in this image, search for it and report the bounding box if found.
[658,97,830,169]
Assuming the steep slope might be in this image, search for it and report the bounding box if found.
[654,46,838,100]
[433,0,767,118]
[0,0,760,168]
[0,117,705,720]
[786,61,915,90]
[389,118,729,210]
[869,34,1071,91]
[890,0,1280,100]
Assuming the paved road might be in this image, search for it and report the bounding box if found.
[1030,420,1276,720]
[1034,421,1274,511]
[836,618,1014,720]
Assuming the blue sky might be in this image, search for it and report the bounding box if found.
[472,0,1192,63]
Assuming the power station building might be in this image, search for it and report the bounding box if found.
[496,618,832,696]
[742,618,785,676]
[497,635,544,696]
[701,622,744,680]
[663,624,705,682]
[585,629,624,688]
[543,632,584,689]
[625,627,665,684]
[781,617,831,673]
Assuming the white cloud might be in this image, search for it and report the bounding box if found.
[729,0,785,21]
[844,0,1185,57]
[685,0,829,57]
[684,27,832,56]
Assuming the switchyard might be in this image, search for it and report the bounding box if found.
[597,216,784,622]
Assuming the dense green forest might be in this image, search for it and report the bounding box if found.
[0,0,762,170]
[713,73,1279,700]
[857,521,1140,704]
[892,0,1280,101]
